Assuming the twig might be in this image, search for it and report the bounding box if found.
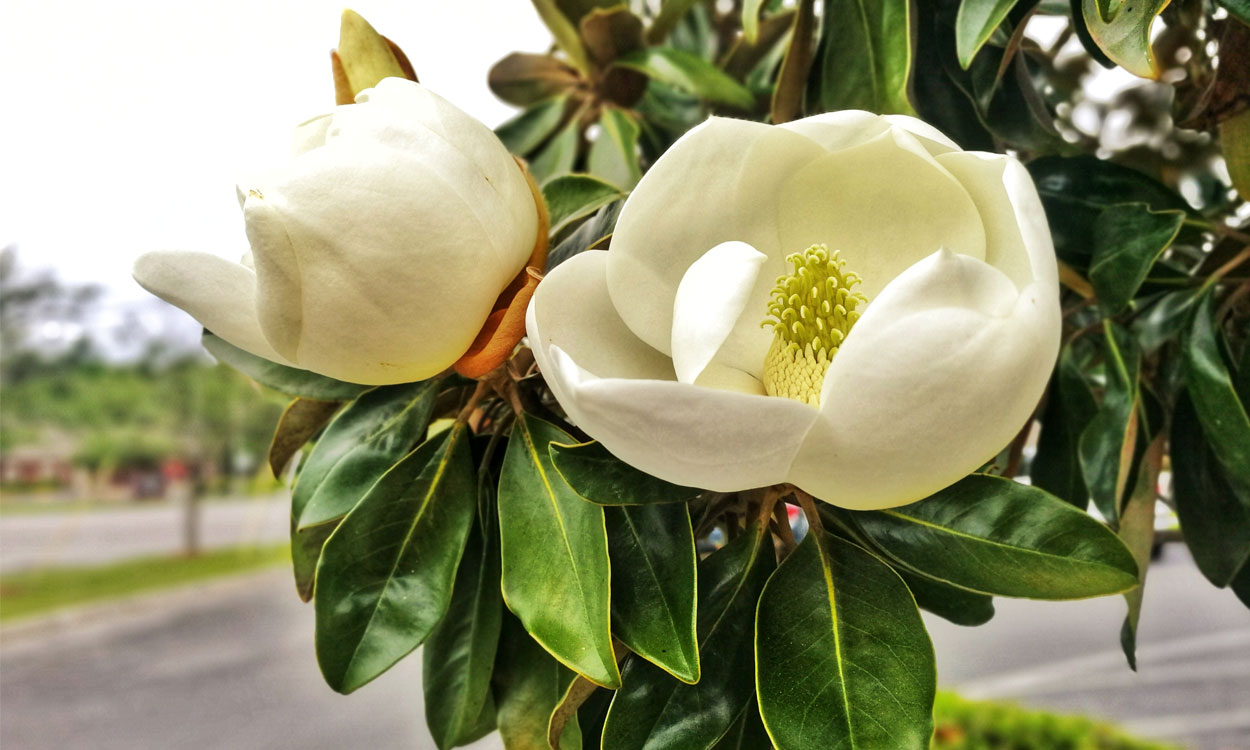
[1058,260,1096,299]
[456,380,492,424]
[771,500,797,557]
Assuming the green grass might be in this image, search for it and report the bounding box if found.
[934,691,1176,750]
[0,543,290,622]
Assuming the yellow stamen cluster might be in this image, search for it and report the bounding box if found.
[761,244,866,406]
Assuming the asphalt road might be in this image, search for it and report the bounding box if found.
[1,547,1247,749]
[0,495,289,572]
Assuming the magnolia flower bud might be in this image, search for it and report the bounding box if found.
[527,112,1061,510]
[135,78,538,385]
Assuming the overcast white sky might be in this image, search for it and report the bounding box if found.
[0,1,551,304]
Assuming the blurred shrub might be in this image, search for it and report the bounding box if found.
[933,692,1175,750]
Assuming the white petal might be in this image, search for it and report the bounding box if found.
[527,250,676,426]
[779,111,961,156]
[882,114,961,154]
[936,151,1058,290]
[671,241,768,385]
[607,117,827,359]
[777,128,987,301]
[291,113,332,156]
[789,249,1061,509]
[132,250,294,366]
[553,347,816,492]
[244,138,521,385]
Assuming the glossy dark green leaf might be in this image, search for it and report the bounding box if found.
[1078,321,1141,521]
[294,380,440,531]
[314,425,477,693]
[601,522,775,750]
[756,532,936,750]
[897,567,995,627]
[1172,391,1250,587]
[1089,203,1184,314]
[1080,0,1168,78]
[712,700,773,750]
[529,118,582,184]
[955,0,1022,68]
[1232,560,1250,610]
[547,201,621,271]
[497,96,570,156]
[576,686,614,750]
[268,398,340,477]
[809,0,912,114]
[550,440,702,505]
[201,332,370,401]
[606,503,699,683]
[1069,0,1116,67]
[543,175,625,236]
[499,414,619,688]
[495,614,583,750]
[614,48,755,108]
[291,523,335,603]
[1116,435,1162,670]
[853,474,1139,599]
[1027,156,1189,263]
[1030,346,1097,508]
[1132,288,1201,354]
[1183,290,1250,488]
[588,107,642,190]
[423,484,504,749]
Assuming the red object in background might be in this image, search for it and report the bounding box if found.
[162,459,189,481]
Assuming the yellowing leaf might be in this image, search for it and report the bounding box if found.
[1080,0,1170,79]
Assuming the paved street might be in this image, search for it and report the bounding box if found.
[1,546,1247,749]
[0,495,289,572]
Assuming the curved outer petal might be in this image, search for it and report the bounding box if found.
[132,250,294,366]
[528,251,816,491]
[788,249,1061,509]
[777,128,987,302]
[671,241,767,385]
[607,117,827,367]
[780,110,959,156]
[935,151,1057,291]
[239,80,537,385]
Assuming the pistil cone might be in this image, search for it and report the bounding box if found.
[453,157,550,378]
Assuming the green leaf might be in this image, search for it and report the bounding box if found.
[1232,560,1250,610]
[336,9,408,97]
[1080,0,1168,79]
[547,201,621,271]
[293,380,440,531]
[495,614,583,750]
[614,48,755,108]
[531,0,592,72]
[1026,156,1189,264]
[291,523,335,603]
[601,522,775,750]
[711,700,773,750]
[497,96,570,157]
[423,484,504,749]
[588,107,642,190]
[201,332,370,401]
[742,0,766,42]
[550,440,702,505]
[1116,435,1163,670]
[499,414,620,688]
[314,425,477,693]
[1078,321,1141,521]
[1183,290,1250,489]
[756,532,936,750]
[1069,0,1116,68]
[543,175,625,236]
[809,0,913,114]
[1088,204,1184,315]
[1172,390,1250,587]
[489,52,581,107]
[1132,288,1201,354]
[606,504,699,683]
[851,474,1139,599]
[530,118,582,184]
[955,0,1022,68]
[268,398,340,478]
[1030,346,1097,508]
[896,567,995,627]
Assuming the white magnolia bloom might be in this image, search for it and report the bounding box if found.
[134,78,537,385]
[526,112,1061,509]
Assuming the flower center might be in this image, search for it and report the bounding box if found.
[761,244,866,406]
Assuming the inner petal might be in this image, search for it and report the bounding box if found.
[671,241,768,386]
[777,128,986,302]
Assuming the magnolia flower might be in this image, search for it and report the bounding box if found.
[134,78,539,385]
[527,112,1060,509]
